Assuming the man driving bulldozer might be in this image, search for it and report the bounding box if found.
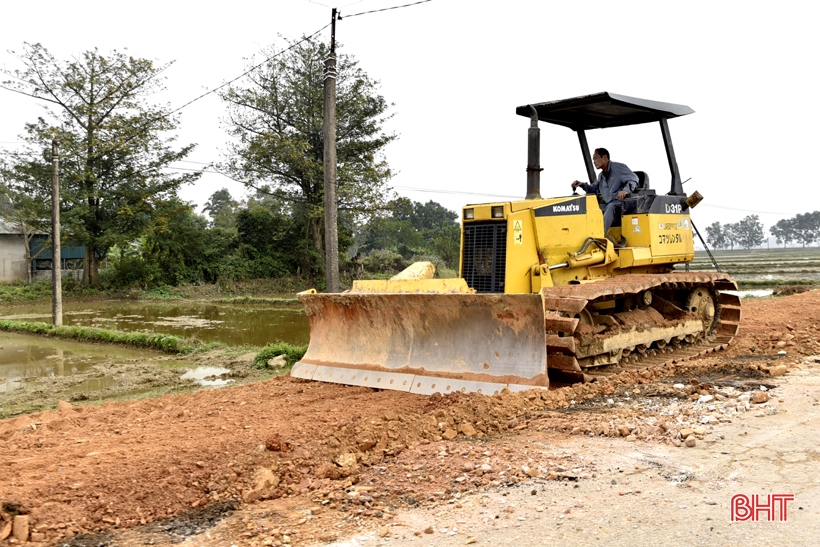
[571,148,638,242]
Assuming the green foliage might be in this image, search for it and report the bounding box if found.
[358,199,461,270]
[1,43,200,286]
[0,280,53,302]
[219,35,396,272]
[705,215,765,249]
[360,249,410,274]
[732,215,765,249]
[252,341,308,369]
[0,319,218,354]
[203,188,239,229]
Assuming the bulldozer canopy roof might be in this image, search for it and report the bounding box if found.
[516,92,693,131]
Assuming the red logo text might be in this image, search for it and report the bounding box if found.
[731,494,794,521]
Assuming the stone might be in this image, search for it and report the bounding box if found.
[57,400,74,413]
[442,429,458,441]
[424,526,435,534]
[617,425,630,437]
[480,464,493,472]
[693,427,706,436]
[752,392,769,404]
[526,467,539,478]
[12,516,28,542]
[335,453,357,468]
[466,537,478,544]
[30,532,46,542]
[697,395,714,404]
[379,526,390,538]
[680,428,694,439]
[769,365,787,377]
[267,355,288,369]
[775,341,787,349]
[685,437,697,448]
[0,521,11,541]
[459,423,477,437]
[626,435,637,442]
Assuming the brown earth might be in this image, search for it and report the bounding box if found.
[1,290,820,546]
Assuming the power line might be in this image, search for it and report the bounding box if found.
[341,0,431,18]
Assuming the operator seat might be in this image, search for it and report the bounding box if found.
[621,171,656,215]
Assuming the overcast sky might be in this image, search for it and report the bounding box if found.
[1,0,817,239]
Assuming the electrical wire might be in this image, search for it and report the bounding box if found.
[341,0,431,18]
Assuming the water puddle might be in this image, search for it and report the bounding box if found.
[724,289,774,298]
[180,366,233,387]
[0,300,310,347]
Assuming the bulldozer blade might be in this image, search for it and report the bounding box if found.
[292,292,548,394]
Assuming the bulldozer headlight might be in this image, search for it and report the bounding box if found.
[464,208,474,220]
[492,206,504,218]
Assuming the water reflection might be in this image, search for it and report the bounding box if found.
[0,300,310,347]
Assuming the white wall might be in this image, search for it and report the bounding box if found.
[0,235,28,282]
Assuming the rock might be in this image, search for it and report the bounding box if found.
[697,395,714,404]
[424,526,435,534]
[673,383,685,389]
[379,526,390,538]
[265,433,292,452]
[267,355,288,369]
[12,515,28,542]
[459,423,477,437]
[684,437,697,448]
[769,365,787,377]
[0,521,11,541]
[30,532,46,542]
[700,415,718,424]
[775,341,787,349]
[679,428,694,439]
[442,429,458,441]
[526,467,539,478]
[693,427,706,436]
[626,435,637,442]
[57,400,74,413]
[465,537,478,544]
[507,419,519,429]
[752,392,770,404]
[616,425,630,437]
[335,453,357,468]
[480,464,493,472]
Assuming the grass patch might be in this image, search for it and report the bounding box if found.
[0,319,222,354]
[736,279,820,289]
[252,341,308,369]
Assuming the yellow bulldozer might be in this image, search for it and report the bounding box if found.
[291,92,741,395]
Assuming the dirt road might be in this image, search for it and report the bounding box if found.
[2,290,820,547]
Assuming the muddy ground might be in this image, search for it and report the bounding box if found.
[0,343,281,419]
[2,291,820,546]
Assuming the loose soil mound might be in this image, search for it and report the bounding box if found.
[1,290,819,546]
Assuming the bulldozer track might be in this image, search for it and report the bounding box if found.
[541,272,741,383]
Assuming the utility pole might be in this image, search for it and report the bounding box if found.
[51,140,63,327]
[323,8,340,293]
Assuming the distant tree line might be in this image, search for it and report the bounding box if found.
[704,215,765,249]
[768,211,820,248]
[0,39,463,290]
[704,212,820,250]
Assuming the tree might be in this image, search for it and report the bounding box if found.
[203,188,239,229]
[732,215,765,249]
[769,218,796,248]
[792,211,820,248]
[704,221,727,249]
[1,43,199,286]
[219,35,395,276]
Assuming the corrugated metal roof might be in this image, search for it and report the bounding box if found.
[516,92,694,131]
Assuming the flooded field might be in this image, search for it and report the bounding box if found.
[0,329,274,418]
[685,247,820,288]
[0,299,310,346]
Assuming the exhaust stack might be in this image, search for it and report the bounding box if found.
[525,105,542,200]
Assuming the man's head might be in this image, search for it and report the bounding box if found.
[592,148,610,171]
